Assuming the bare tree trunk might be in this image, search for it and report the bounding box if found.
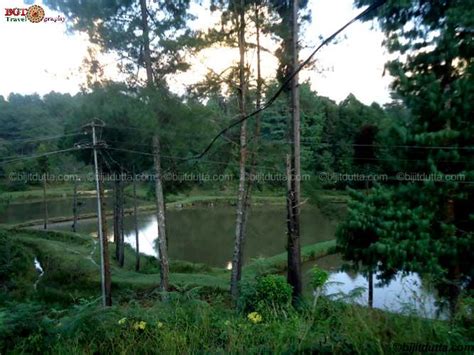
[43,173,48,230]
[368,269,374,308]
[118,174,125,267]
[113,173,124,267]
[114,177,120,261]
[139,0,154,86]
[97,160,112,306]
[133,168,140,272]
[240,1,263,242]
[153,135,169,292]
[140,0,169,294]
[287,0,303,302]
[253,3,262,160]
[286,153,294,237]
[365,166,373,308]
[446,198,460,318]
[99,165,109,252]
[72,177,78,232]
[230,0,248,303]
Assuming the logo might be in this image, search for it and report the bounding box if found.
[26,5,45,23]
[4,5,65,23]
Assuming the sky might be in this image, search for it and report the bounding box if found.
[0,0,393,105]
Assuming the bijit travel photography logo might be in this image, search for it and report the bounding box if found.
[4,4,65,23]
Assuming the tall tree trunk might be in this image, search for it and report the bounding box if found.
[153,135,169,292]
[114,177,121,261]
[368,269,374,308]
[230,0,248,303]
[240,1,263,243]
[133,168,140,272]
[99,165,109,252]
[118,174,125,267]
[287,0,303,302]
[113,173,124,267]
[139,0,154,86]
[365,166,374,308]
[140,0,169,293]
[253,3,262,161]
[446,198,460,318]
[286,153,294,241]
[97,161,112,306]
[43,173,48,230]
[72,177,78,232]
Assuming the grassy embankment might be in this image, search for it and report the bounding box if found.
[1,228,472,354]
[1,183,348,228]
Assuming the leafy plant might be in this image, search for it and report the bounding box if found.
[310,266,329,290]
[239,274,293,315]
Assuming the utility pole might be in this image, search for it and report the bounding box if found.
[287,0,303,302]
[86,119,112,307]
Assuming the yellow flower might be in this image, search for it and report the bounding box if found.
[133,321,147,330]
[247,312,263,324]
[118,317,127,325]
[157,321,164,328]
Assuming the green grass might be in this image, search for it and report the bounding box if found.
[2,228,471,354]
[2,228,229,299]
[0,185,75,203]
[244,240,337,278]
[0,227,334,303]
[3,290,472,354]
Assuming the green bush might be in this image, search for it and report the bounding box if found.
[239,274,293,314]
[0,302,47,352]
[0,231,36,299]
[309,266,329,290]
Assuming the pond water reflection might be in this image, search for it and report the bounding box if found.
[303,254,446,319]
[14,201,339,268]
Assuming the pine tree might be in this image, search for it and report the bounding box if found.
[338,0,474,314]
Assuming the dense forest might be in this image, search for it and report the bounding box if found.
[0,87,400,191]
[0,0,472,353]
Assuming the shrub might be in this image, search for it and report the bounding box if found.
[309,266,329,290]
[0,231,36,299]
[0,302,46,352]
[239,274,293,314]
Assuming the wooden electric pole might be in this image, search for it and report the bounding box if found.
[86,119,112,307]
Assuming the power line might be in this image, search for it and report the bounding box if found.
[105,143,469,166]
[190,0,388,160]
[0,147,82,166]
[105,147,283,173]
[105,128,474,151]
[0,132,83,144]
[105,125,227,140]
[260,140,474,150]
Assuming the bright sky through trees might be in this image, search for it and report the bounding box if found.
[0,0,392,104]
